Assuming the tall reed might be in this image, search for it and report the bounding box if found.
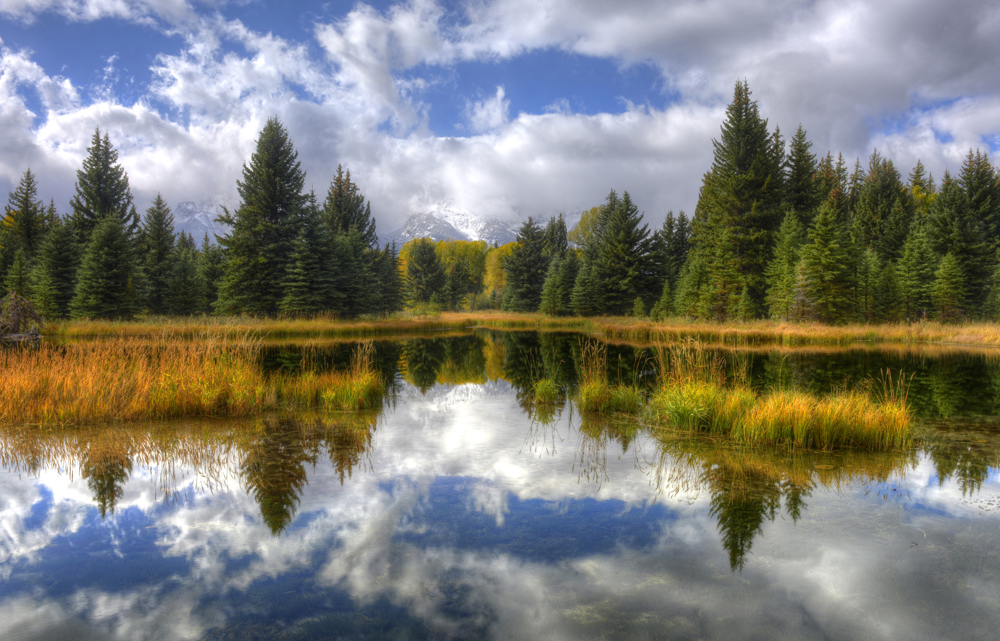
[575,341,643,413]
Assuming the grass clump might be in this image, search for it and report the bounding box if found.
[533,377,561,404]
[575,341,643,413]
[646,344,912,450]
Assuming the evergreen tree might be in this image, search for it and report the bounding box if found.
[4,169,45,259]
[897,223,938,321]
[856,248,882,323]
[279,212,330,314]
[650,277,672,320]
[70,216,142,320]
[539,255,565,315]
[322,165,378,249]
[197,233,225,314]
[373,242,404,315]
[784,125,820,226]
[764,211,806,320]
[926,174,989,313]
[873,261,903,323]
[69,129,140,243]
[632,296,646,318]
[593,191,655,314]
[4,249,30,296]
[958,149,1000,249]
[405,238,446,305]
[31,218,79,318]
[799,204,853,324]
[854,149,913,260]
[690,81,783,319]
[140,194,175,315]
[557,251,580,315]
[216,118,307,315]
[673,252,710,318]
[502,217,548,312]
[571,260,600,316]
[934,252,967,323]
[983,252,1000,321]
[542,214,568,262]
[166,243,206,315]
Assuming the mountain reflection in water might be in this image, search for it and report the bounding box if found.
[2,331,1000,640]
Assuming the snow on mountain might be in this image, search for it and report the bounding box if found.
[173,202,230,243]
[387,205,520,247]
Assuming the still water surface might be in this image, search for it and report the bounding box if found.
[2,332,1000,640]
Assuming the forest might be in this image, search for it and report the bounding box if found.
[2,80,999,325]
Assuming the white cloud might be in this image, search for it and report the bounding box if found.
[466,84,509,133]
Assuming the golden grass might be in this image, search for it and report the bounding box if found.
[0,334,384,425]
[575,341,644,413]
[645,344,912,450]
[533,377,561,404]
[44,311,1000,348]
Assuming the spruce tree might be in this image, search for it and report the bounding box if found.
[4,249,30,296]
[926,174,989,314]
[539,255,564,315]
[69,129,140,244]
[70,216,142,320]
[959,149,1000,249]
[856,248,882,323]
[557,251,580,315]
[31,217,79,318]
[280,225,328,314]
[873,262,903,323]
[672,252,710,318]
[593,191,654,315]
[650,277,672,320]
[764,211,805,320]
[934,252,967,323]
[784,125,821,226]
[571,260,600,316]
[897,223,938,321]
[140,194,176,315]
[166,243,206,315]
[405,238,446,305]
[322,165,378,248]
[216,118,307,315]
[691,81,783,319]
[4,169,45,259]
[542,214,569,262]
[502,217,548,312]
[854,149,913,260]
[374,242,404,315]
[800,203,853,323]
[983,252,1000,321]
[197,233,225,314]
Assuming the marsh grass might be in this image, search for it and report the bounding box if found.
[646,344,912,450]
[533,378,561,404]
[0,334,385,425]
[576,341,644,413]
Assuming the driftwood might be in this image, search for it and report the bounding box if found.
[0,291,43,343]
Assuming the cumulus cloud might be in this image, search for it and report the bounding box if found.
[1,0,999,230]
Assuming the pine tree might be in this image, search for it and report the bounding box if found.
[539,255,564,315]
[4,169,45,259]
[280,223,329,314]
[502,217,548,312]
[934,252,967,323]
[197,233,225,314]
[873,261,903,323]
[70,216,142,320]
[690,81,783,319]
[800,203,853,323]
[593,191,655,315]
[856,248,882,323]
[764,211,806,320]
[166,243,206,315]
[571,260,599,316]
[784,125,820,226]
[650,277,672,320]
[959,149,1000,249]
[405,238,446,305]
[374,242,404,316]
[69,129,140,244]
[4,249,30,296]
[542,214,569,262]
[926,174,989,314]
[672,252,710,318]
[216,118,307,315]
[322,165,378,249]
[897,223,938,321]
[31,217,79,318]
[557,251,580,315]
[983,251,1000,321]
[854,149,913,260]
[140,194,176,315]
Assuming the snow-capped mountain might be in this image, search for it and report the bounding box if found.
[173,202,230,243]
[387,205,519,247]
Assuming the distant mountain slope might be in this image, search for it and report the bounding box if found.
[173,202,230,243]
[387,206,519,247]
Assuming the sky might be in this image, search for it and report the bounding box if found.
[1,0,999,232]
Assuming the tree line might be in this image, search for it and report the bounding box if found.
[2,82,1000,323]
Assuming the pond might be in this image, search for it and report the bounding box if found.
[2,331,1000,640]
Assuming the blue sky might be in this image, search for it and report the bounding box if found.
[1,0,999,230]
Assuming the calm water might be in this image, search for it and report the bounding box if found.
[2,332,1000,640]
